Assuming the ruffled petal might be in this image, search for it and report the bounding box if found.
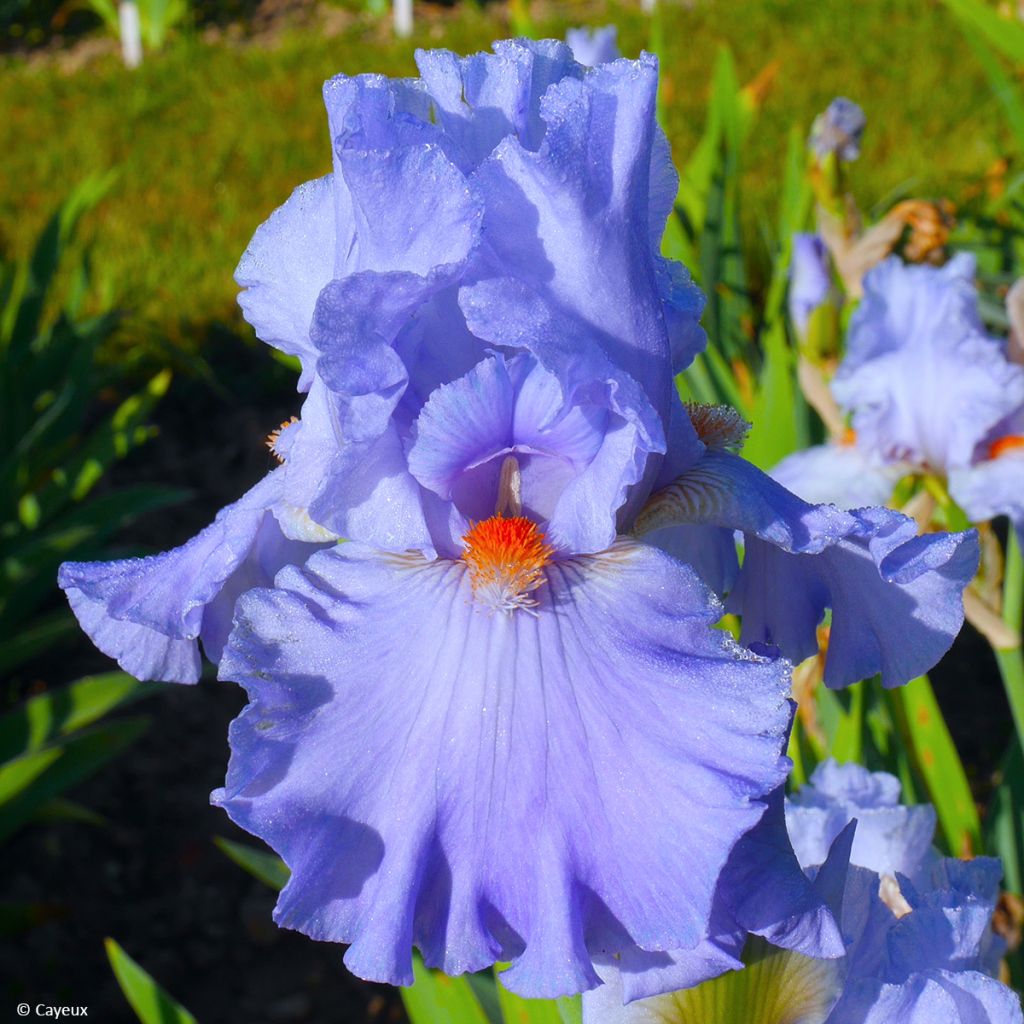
[415,39,581,171]
[729,507,978,688]
[58,471,320,683]
[61,591,200,684]
[606,821,855,1008]
[841,254,983,371]
[215,540,792,997]
[888,883,1002,978]
[634,449,856,554]
[235,175,334,392]
[462,54,679,434]
[328,133,482,281]
[771,443,899,509]
[718,786,846,957]
[633,450,978,687]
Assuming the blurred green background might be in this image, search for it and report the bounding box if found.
[0,0,1009,345]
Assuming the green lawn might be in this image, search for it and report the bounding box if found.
[0,0,1010,342]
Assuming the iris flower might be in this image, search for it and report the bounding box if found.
[789,232,833,338]
[565,25,621,68]
[809,98,867,163]
[585,762,1022,1022]
[775,254,1024,542]
[59,41,977,997]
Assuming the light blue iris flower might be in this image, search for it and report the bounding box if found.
[59,41,978,997]
[775,254,1024,541]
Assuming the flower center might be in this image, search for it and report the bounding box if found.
[462,516,554,615]
[988,434,1024,460]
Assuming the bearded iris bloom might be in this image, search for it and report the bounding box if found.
[775,254,1024,541]
[59,41,977,997]
[585,762,1022,1023]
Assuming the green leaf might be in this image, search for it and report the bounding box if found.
[0,716,149,843]
[887,675,981,857]
[961,25,1024,153]
[940,0,1024,66]
[830,681,865,765]
[2,173,117,352]
[743,321,802,469]
[0,746,63,804]
[401,955,491,1024]
[105,938,198,1024]
[0,610,78,676]
[496,978,564,1024]
[214,837,290,891]
[987,736,1024,893]
[28,369,172,520]
[555,997,583,1024]
[0,672,157,762]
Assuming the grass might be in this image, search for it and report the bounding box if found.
[0,0,1012,344]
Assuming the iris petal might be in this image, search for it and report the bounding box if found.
[829,971,1022,1024]
[729,508,978,688]
[462,54,687,437]
[214,540,792,996]
[634,449,978,688]
[771,444,900,509]
[786,760,937,881]
[950,453,1024,542]
[415,39,581,170]
[58,471,321,683]
[234,175,334,392]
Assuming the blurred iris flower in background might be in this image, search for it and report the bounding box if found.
[775,254,1024,545]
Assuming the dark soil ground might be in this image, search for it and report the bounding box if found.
[2,323,1014,1023]
[2,331,410,1023]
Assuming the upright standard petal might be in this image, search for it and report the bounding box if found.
[215,540,792,997]
[235,175,335,392]
[415,39,581,171]
[462,54,686,437]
